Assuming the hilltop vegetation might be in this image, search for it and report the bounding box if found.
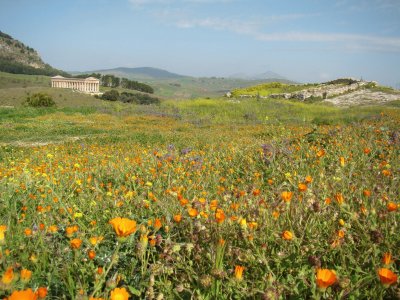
[231,79,400,106]
[231,82,317,97]
[0,31,69,77]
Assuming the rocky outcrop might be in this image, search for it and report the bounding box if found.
[324,89,400,106]
[269,80,369,101]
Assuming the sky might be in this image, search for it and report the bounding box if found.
[1,0,400,86]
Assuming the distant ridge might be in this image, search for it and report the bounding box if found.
[84,67,188,80]
[230,70,289,81]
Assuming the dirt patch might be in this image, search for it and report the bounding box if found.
[0,136,83,147]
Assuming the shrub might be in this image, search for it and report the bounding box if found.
[25,93,56,107]
[119,92,160,105]
[101,90,119,101]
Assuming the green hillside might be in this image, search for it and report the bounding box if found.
[78,67,295,99]
[0,31,69,77]
[231,82,318,97]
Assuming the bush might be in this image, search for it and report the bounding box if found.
[25,93,56,107]
[119,92,160,105]
[101,90,119,101]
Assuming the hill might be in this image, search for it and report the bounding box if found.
[230,78,400,106]
[0,30,69,77]
[75,67,294,99]
[230,70,289,81]
[85,67,187,80]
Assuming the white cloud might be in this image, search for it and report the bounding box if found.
[164,14,400,52]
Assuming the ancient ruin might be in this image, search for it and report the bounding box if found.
[51,75,100,94]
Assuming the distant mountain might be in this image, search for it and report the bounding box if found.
[230,70,289,81]
[0,30,69,77]
[83,67,188,80]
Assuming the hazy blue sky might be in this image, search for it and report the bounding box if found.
[1,0,399,86]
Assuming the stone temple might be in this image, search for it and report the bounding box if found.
[51,75,100,94]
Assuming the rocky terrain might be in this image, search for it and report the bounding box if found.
[0,31,46,68]
[325,89,400,106]
[231,78,400,106]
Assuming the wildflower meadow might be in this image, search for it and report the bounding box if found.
[0,106,399,299]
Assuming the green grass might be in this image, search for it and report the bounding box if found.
[0,71,50,89]
[231,82,318,97]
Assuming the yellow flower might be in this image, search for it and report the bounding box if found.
[0,225,6,244]
[109,217,137,238]
[89,236,104,246]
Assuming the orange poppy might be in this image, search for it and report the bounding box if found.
[234,265,244,281]
[210,200,218,211]
[282,230,293,241]
[382,252,392,266]
[70,238,82,249]
[37,287,48,298]
[334,193,344,205]
[88,249,96,260]
[387,202,398,212]
[109,217,137,237]
[8,288,38,300]
[173,214,182,223]
[20,269,32,282]
[363,190,371,197]
[298,183,307,192]
[316,269,337,290]
[188,208,198,218]
[316,149,325,158]
[378,268,398,287]
[281,191,293,202]
[154,218,162,230]
[215,209,226,224]
[1,267,14,285]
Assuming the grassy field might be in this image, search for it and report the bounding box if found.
[0,72,399,299]
[0,71,272,102]
[231,82,318,97]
